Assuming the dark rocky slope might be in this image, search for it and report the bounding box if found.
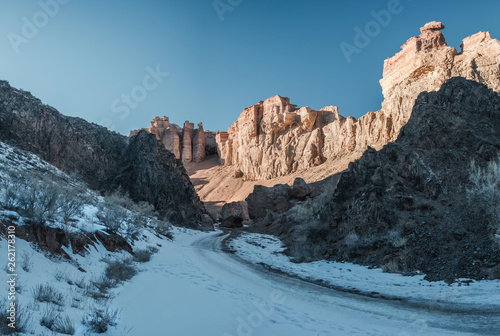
[0,81,211,228]
[248,78,500,282]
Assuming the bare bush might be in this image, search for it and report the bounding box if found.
[0,299,31,334]
[387,229,408,248]
[104,259,137,283]
[133,246,159,263]
[85,276,116,301]
[155,221,174,239]
[0,180,22,210]
[19,176,62,224]
[82,305,118,334]
[54,269,68,282]
[32,283,65,306]
[53,314,75,335]
[469,156,500,235]
[20,250,34,272]
[40,307,75,335]
[40,306,59,330]
[58,186,89,224]
[96,199,128,234]
[382,259,400,273]
[344,232,360,249]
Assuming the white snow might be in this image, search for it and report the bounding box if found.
[229,232,500,309]
[1,140,499,335]
[112,229,498,336]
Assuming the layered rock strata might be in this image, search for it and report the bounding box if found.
[217,22,500,180]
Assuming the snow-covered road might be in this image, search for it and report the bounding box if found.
[114,230,500,336]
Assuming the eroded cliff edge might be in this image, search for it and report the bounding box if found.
[216,22,500,181]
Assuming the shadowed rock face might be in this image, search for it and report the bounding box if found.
[115,130,209,227]
[250,78,500,282]
[0,81,212,229]
[217,22,500,181]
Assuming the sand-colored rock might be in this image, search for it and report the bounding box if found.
[130,117,209,163]
[216,22,500,181]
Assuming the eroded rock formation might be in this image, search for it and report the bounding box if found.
[217,22,500,180]
[131,117,214,163]
[250,78,500,281]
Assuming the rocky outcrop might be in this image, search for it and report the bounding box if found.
[114,131,211,227]
[251,78,500,281]
[130,117,211,163]
[0,82,212,228]
[193,122,206,162]
[217,22,500,181]
[219,201,249,228]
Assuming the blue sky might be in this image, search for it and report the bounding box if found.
[0,0,499,135]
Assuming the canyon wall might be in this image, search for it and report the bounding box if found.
[217,22,500,181]
[130,117,216,164]
[0,84,212,228]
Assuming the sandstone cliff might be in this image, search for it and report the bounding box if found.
[217,22,500,181]
[130,117,216,164]
[249,78,500,281]
[0,82,211,228]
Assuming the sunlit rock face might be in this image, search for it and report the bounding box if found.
[217,22,500,181]
[130,117,214,163]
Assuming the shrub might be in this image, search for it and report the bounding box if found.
[82,306,118,334]
[469,156,500,235]
[54,269,68,282]
[133,246,159,263]
[96,201,127,234]
[0,300,31,334]
[53,315,75,335]
[58,186,88,224]
[20,251,34,272]
[155,221,174,239]
[32,283,65,306]
[382,259,400,273]
[84,276,116,301]
[0,180,21,210]
[19,176,62,223]
[40,306,59,330]
[104,259,137,283]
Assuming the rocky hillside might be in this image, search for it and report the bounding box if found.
[248,78,500,282]
[216,22,500,181]
[0,81,211,228]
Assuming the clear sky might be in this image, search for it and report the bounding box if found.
[0,0,499,135]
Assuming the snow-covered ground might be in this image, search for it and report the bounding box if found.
[1,140,499,335]
[228,232,500,309]
[2,225,499,335]
[113,229,499,336]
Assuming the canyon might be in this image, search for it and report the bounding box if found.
[184,21,500,217]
